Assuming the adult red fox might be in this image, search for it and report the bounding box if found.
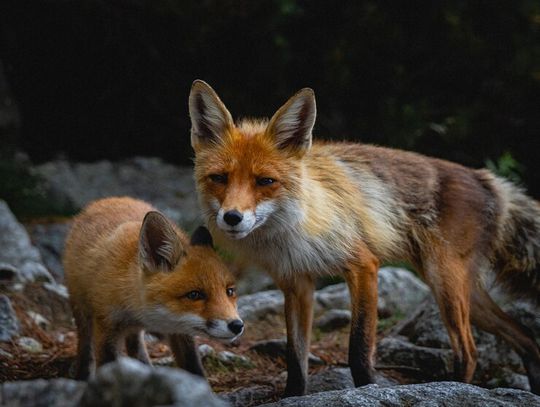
[63,197,243,379]
[188,80,540,396]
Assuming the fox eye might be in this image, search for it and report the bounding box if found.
[256,177,276,186]
[226,287,236,297]
[185,290,206,301]
[209,173,228,184]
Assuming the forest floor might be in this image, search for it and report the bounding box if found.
[0,283,409,406]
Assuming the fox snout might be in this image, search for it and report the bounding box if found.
[217,207,257,239]
[206,318,244,340]
[216,201,278,239]
[223,210,243,226]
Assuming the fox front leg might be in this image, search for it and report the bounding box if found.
[344,243,379,386]
[169,333,205,377]
[278,274,315,397]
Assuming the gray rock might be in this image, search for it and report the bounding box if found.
[80,357,228,407]
[315,309,352,332]
[259,382,540,407]
[217,350,252,366]
[250,338,324,366]
[238,290,284,321]
[43,282,69,300]
[315,283,350,310]
[225,268,428,323]
[16,337,43,353]
[315,267,429,317]
[377,336,453,380]
[25,222,71,283]
[34,158,202,230]
[221,385,276,407]
[374,293,540,391]
[0,294,20,342]
[0,378,86,407]
[307,368,398,394]
[505,300,540,338]
[0,201,54,284]
[199,343,216,358]
[26,311,50,329]
[377,267,429,315]
[307,368,354,393]
[486,368,530,392]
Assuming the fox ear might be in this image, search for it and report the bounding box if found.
[189,80,234,151]
[266,88,316,157]
[190,226,214,248]
[139,211,185,273]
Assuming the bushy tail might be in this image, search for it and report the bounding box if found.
[491,175,540,305]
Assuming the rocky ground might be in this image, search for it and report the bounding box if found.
[1,158,540,406]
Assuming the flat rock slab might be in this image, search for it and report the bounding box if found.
[0,378,86,407]
[260,382,540,407]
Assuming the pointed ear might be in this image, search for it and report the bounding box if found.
[189,80,234,151]
[266,88,316,157]
[190,226,214,248]
[139,212,185,273]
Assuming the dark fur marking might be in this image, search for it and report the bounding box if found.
[348,316,375,386]
[190,226,214,247]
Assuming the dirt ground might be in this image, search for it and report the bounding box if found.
[0,283,408,406]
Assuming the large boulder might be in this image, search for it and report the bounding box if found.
[259,382,540,407]
[238,267,429,322]
[315,267,429,317]
[0,378,85,407]
[34,158,201,230]
[0,294,20,342]
[377,296,536,390]
[80,357,228,407]
[25,222,71,283]
[0,201,54,284]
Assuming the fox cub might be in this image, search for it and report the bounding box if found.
[63,197,243,379]
[188,80,540,396]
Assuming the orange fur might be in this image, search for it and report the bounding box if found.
[63,196,241,379]
[189,81,540,396]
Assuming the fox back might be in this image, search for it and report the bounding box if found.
[189,81,540,296]
[188,81,540,396]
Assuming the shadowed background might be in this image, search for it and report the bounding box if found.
[1,0,540,213]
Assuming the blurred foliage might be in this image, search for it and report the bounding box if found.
[485,151,525,185]
[0,0,539,193]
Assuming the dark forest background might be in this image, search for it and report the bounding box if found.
[1,0,540,215]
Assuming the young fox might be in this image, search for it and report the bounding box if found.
[63,197,243,379]
[188,80,540,396]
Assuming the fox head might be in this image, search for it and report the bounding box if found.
[138,212,243,340]
[189,80,316,240]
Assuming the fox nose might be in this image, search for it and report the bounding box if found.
[223,210,243,226]
[227,319,244,335]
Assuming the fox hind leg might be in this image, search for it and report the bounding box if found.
[470,284,540,394]
[424,255,478,383]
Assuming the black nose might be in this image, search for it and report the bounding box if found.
[223,210,243,226]
[228,319,244,335]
